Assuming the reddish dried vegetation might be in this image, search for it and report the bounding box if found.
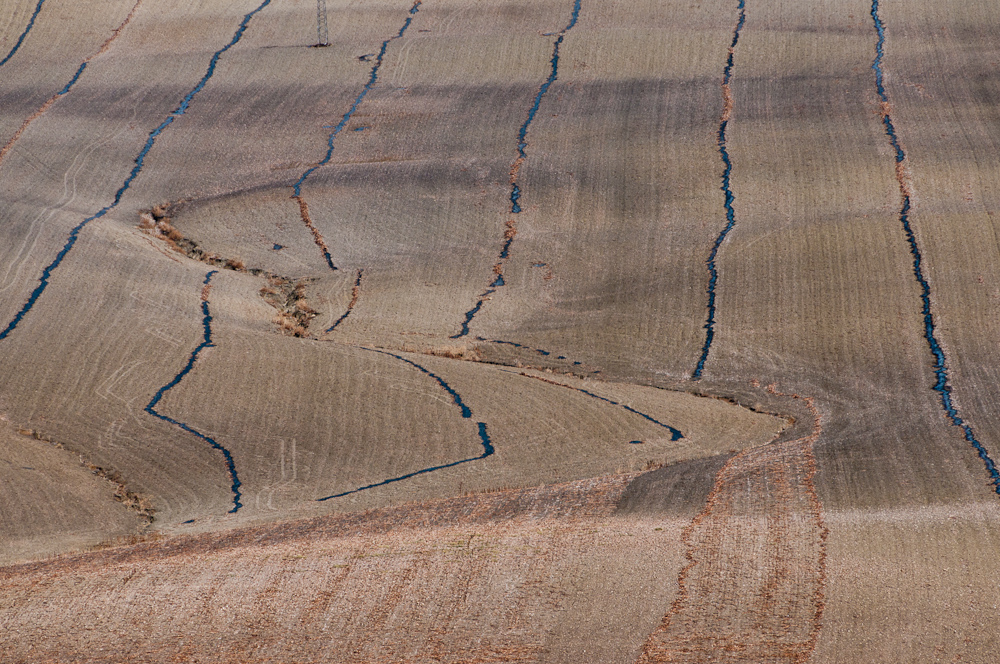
[139,206,318,337]
[636,383,827,663]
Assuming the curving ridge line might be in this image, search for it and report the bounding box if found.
[0,0,144,168]
[870,1,1000,494]
[691,0,746,380]
[316,348,494,501]
[0,0,273,343]
[451,0,582,339]
[144,271,243,513]
[290,0,423,272]
[0,0,46,69]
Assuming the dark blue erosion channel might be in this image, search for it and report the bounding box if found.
[870,1,1000,494]
[145,271,243,513]
[291,0,422,198]
[316,348,493,501]
[451,0,582,339]
[692,0,746,380]
[0,0,46,69]
[516,370,683,441]
[0,0,273,342]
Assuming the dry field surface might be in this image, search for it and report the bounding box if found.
[1,0,1000,661]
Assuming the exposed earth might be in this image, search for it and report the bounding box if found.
[2,0,999,661]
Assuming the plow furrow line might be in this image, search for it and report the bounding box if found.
[316,348,493,501]
[0,0,273,343]
[510,370,683,441]
[325,268,363,333]
[451,0,582,339]
[692,0,746,380]
[144,271,243,514]
[290,0,423,273]
[869,0,1000,494]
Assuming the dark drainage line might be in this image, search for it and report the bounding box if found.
[514,371,683,441]
[451,0,582,339]
[475,336,596,371]
[144,271,243,513]
[316,348,493,501]
[325,268,363,333]
[691,0,746,380]
[0,0,46,69]
[870,0,1000,494]
[0,0,143,167]
[290,0,423,272]
[0,0,273,343]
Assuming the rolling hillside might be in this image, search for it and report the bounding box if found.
[1,0,998,661]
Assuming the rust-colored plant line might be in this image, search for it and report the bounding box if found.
[15,427,155,524]
[138,207,319,337]
[635,381,826,663]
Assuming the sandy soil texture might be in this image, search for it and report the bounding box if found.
[3,0,1000,661]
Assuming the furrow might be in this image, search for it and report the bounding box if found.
[325,268,363,333]
[450,0,582,339]
[315,348,493,501]
[143,271,243,514]
[289,0,423,272]
[870,0,1000,494]
[691,0,746,380]
[512,371,683,441]
[475,336,597,372]
[0,0,144,168]
[0,0,273,342]
[0,0,46,69]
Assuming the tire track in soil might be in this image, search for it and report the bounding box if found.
[289,0,423,273]
[635,383,827,663]
[144,271,243,514]
[0,0,273,342]
[324,268,363,333]
[0,0,144,168]
[869,0,1000,495]
[451,0,582,339]
[508,370,683,441]
[0,0,46,69]
[691,0,746,380]
[315,348,493,501]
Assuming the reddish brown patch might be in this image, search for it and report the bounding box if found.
[635,384,827,663]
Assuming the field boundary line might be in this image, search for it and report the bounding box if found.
[635,381,827,662]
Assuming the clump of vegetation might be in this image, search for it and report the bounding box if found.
[260,276,317,338]
[425,345,483,361]
[138,205,319,337]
